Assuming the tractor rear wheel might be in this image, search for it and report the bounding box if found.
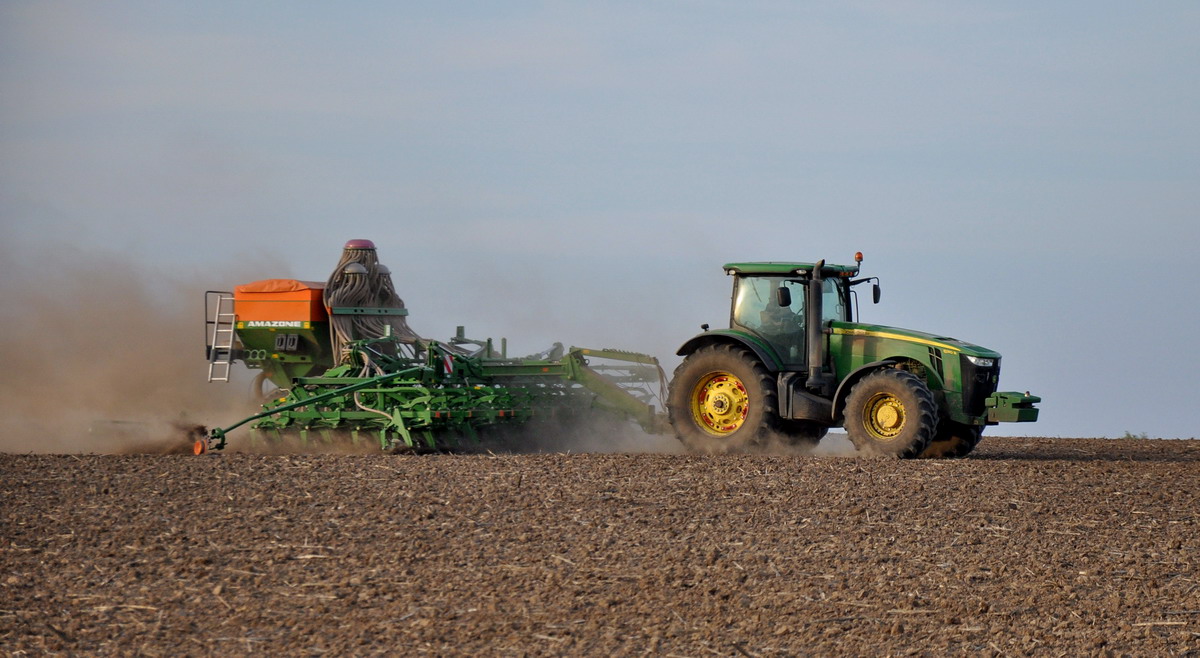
[668,344,778,453]
[843,369,937,458]
[920,421,983,458]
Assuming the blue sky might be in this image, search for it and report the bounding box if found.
[2,1,1197,439]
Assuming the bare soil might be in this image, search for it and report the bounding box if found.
[3,437,1199,656]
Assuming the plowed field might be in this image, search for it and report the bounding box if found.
[3,437,1199,656]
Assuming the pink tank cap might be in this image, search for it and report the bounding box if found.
[343,239,376,250]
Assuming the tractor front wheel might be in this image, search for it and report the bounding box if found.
[843,369,937,458]
[668,344,778,453]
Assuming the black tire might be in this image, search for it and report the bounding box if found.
[920,421,983,458]
[667,344,778,453]
[776,420,829,448]
[843,369,937,458]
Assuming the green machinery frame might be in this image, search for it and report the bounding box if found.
[204,337,668,452]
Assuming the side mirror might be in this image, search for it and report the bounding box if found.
[872,283,881,304]
[776,286,792,307]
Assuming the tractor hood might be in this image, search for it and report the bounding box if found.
[829,321,1001,359]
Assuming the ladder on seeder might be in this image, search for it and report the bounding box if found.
[206,291,237,382]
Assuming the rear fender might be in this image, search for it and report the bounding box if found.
[676,330,783,372]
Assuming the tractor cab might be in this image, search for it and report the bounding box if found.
[724,258,873,371]
[729,270,849,366]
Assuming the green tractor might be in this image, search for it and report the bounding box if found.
[667,254,1039,458]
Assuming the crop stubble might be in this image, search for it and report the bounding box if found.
[2,437,1198,656]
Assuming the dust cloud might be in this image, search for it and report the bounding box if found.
[480,415,688,455]
[478,415,857,457]
[0,242,285,454]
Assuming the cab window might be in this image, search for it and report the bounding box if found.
[822,278,848,323]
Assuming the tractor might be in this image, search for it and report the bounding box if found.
[667,254,1039,458]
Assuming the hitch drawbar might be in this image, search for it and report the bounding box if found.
[985,391,1040,423]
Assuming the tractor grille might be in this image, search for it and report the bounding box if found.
[960,355,1000,417]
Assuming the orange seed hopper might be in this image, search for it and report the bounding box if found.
[233,279,328,323]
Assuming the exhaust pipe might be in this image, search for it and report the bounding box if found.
[805,260,832,396]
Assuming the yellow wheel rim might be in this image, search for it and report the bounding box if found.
[862,392,906,440]
[690,372,749,435]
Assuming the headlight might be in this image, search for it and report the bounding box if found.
[965,355,995,368]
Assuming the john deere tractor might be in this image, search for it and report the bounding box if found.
[667,254,1039,458]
